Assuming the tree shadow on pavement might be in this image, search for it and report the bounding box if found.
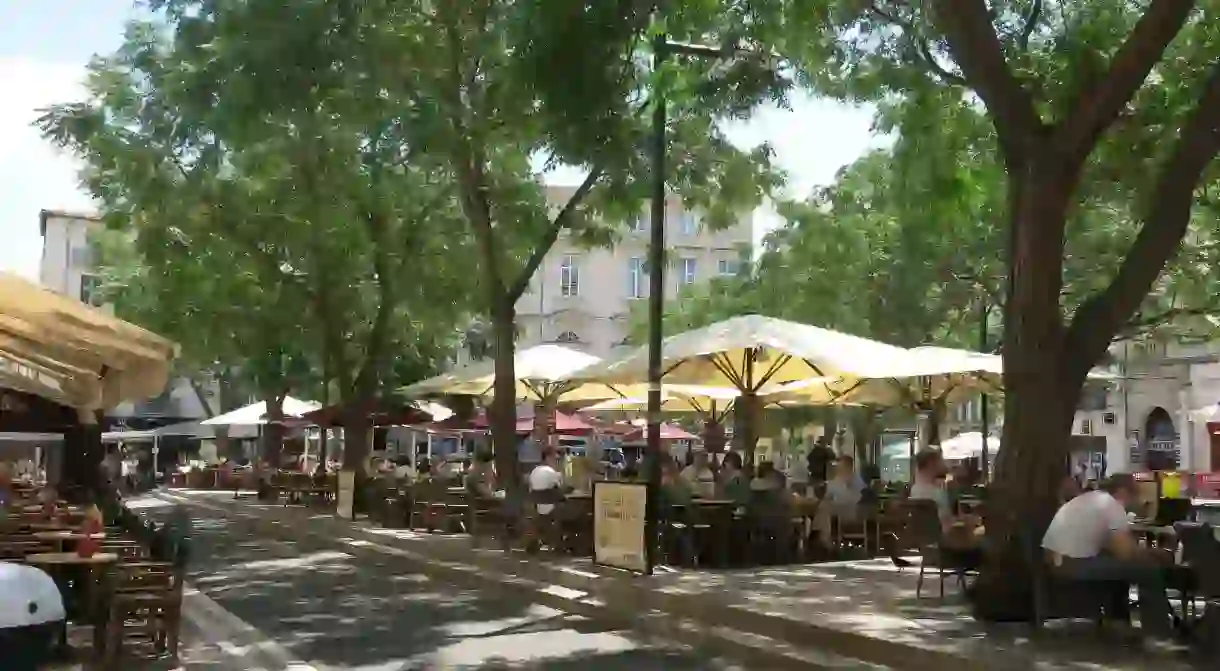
[143,498,739,670]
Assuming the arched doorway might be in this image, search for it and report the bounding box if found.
[1144,407,1179,470]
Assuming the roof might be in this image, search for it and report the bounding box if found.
[39,209,101,236]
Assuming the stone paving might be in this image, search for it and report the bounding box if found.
[155,489,1209,671]
[129,492,759,670]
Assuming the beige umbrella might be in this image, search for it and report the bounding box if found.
[571,315,914,389]
[763,346,1003,407]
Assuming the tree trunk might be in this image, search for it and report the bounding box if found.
[971,171,1086,620]
[489,299,520,493]
[337,405,372,520]
[733,392,762,468]
[341,410,372,472]
[259,394,285,469]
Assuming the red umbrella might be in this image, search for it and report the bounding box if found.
[515,411,595,435]
[298,400,434,427]
[624,423,697,442]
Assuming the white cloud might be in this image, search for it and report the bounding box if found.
[0,56,97,280]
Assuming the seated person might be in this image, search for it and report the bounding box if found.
[1042,473,1173,636]
[464,451,496,499]
[750,461,784,492]
[393,457,416,481]
[824,455,864,521]
[527,448,568,515]
[909,450,983,548]
[716,452,751,507]
[661,458,693,507]
[680,450,716,498]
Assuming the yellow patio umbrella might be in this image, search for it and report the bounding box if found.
[567,315,916,459]
[580,384,742,415]
[0,271,177,409]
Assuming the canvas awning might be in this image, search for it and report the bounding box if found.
[0,272,178,410]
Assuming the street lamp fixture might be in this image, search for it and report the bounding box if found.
[644,31,738,574]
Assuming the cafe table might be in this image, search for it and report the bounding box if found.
[24,553,120,624]
[32,531,106,553]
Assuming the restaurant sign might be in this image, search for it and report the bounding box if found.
[593,481,649,574]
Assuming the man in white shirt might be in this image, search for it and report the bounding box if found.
[528,449,566,515]
[1042,473,1172,636]
[680,451,716,498]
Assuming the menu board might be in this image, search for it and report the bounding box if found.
[593,481,649,573]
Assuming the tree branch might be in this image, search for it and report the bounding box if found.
[351,207,393,399]
[505,166,604,303]
[869,3,965,86]
[1067,61,1220,365]
[1122,302,1220,336]
[1053,1,1195,168]
[932,0,1044,158]
[1018,0,1042,50]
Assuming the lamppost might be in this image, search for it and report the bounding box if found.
[645,32,731,574]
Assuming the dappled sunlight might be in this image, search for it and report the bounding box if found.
[166,490,1203,670]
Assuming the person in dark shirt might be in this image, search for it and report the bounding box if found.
[806,437,836,489]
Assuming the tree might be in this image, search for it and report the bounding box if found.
[321,0,786,489]
[41,6,475,487]
[754,0,1220,609]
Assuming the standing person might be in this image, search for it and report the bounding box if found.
[527,448,566,516]
[1042,473,1174,637]
[806,436,836,495]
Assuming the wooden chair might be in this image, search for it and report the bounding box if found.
[101,561,183,668]
[409,479,448,532]
[908,500,980,598]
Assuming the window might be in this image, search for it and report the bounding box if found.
[79,274,103,306]
[631,214,647,232]
[70,244,92,268]
[680,257,696,285]
[559,255,580,297]
[1080,419,1094,435]
[679,211,698,235]
[628,257,646,299]
[717,257,740,277]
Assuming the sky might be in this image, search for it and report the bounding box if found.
[0,0,878,281]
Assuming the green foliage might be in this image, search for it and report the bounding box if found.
[40,3,478,407]
[652,0,1220,355]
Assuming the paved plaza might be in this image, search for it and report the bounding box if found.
[143,489,1207,670]
[129,492,764,670]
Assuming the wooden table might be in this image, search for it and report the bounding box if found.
[33,531,106,552]
[25,552,119,625]
[25,552,118,566]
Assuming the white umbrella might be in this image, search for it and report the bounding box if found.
[201,397,321,426]
[399,344,624,403]
[936,431,1000,461]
